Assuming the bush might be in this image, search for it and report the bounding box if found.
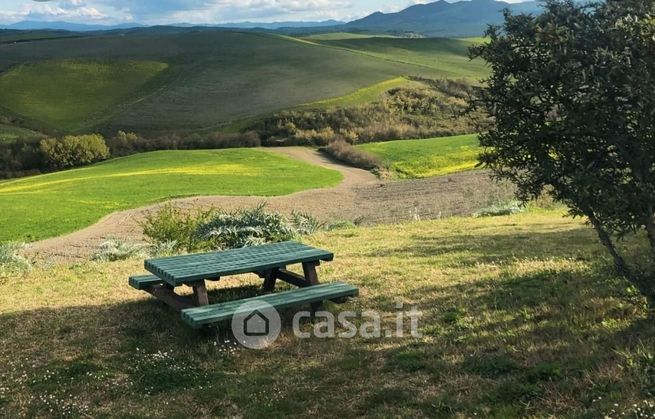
[39,134,109,169]
[326,220,357,231]
[254,77,489,146]
[289,211,322,235]
[473,201,524,218]
[106,130,261,157]
[141,205,214,253]
[197,204,298,250]
[322,139,381,170]
[0,242,31,275]
[148,240,179,257]
[143,204,321,252]
[91,239,148,262]
[1,130,262,180]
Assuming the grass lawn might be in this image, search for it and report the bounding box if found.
[0,149,342,242]
[358,134,481,178]
[0,211,652,417]
[0,60,168,132]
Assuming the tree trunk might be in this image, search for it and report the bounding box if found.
[587,212,655,302]
[645,210,655,261]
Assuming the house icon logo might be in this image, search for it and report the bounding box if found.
[232,301,281,350]
[244,310,270,337]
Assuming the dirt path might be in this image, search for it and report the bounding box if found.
[26,148,513,261]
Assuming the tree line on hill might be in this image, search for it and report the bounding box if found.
[0,131,261,178]
[0,78,484,178]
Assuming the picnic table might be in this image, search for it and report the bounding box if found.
[129,241,358,328]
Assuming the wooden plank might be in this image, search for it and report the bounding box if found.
[129,274,162,290]
[150,253,330,286]
[148,241,331,265]
[181,282,359,329]
[144,285,195,311]
[147,243,332,273]
[275,269,310,288]
[184,283,358,316]
[145,241,334,286]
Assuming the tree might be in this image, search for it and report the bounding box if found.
[470,0,655,299]
[39,134,109,169]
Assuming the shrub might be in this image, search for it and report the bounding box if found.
[196,204,298,250]
[473,201,524,218]
[141,205,214,253]
[106,130,139,156]
[91,239,148,262]
[322,139,382,170]
[326,220,357,230]
[290,211,322,235]
[254,77,489,146]
[0,242,31,275]
[148,240,179,258]
[106,130,261,157]
[143,204,319,253]
[39,134,109,169]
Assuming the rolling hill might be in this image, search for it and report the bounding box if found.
[0,60,168,132]
[306,36,488,79]
[0,29,487,136]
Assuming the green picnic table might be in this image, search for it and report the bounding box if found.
[129,241,358,328]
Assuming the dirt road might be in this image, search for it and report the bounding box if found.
[26,148,513,261]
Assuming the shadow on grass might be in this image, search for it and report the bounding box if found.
[1,224,654,417]
[366,222,604,264]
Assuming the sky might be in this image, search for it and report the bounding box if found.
[0,0,529,25]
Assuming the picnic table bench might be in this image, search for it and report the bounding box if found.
[129,241,358,328]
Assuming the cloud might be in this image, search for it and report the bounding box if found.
[1,0,536,25]
[81,0,351,23]
[0,0,107,22]
[173,0,352,22]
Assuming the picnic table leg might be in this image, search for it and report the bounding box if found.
[302,261,322,313]
[262,268,278,293]
[192,281,209,306]
[302,262,320,286]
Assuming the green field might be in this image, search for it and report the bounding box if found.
[358,134,481,178]
[0,31,81,44]
[311,37,489,80]
[0,123,44,142]
[303,32,400,41]
[0,149,342,241]
[1,212,652,417]
[298,76,412,109]
[0,30,486,135]
[0,60,168,132]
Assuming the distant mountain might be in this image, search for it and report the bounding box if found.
[342,0,543,37]
[0,19,344,33]
[1,21,144,32]
[215,20,344,30]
